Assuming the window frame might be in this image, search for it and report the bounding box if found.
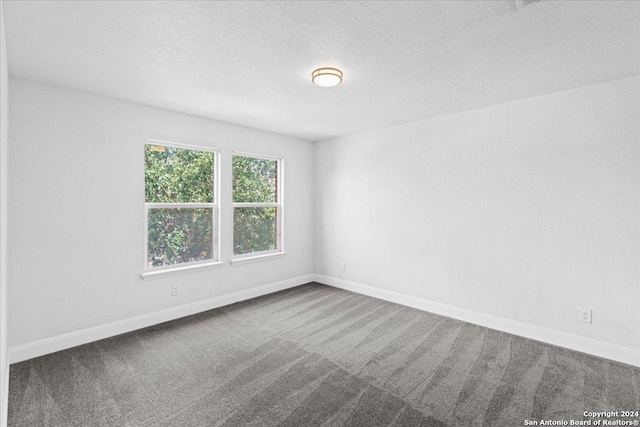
[231,151,285,264]
[141,138,222,280]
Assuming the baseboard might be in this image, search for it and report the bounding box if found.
[314,274,640,368]
[9,274,314,364]
[11,273,639,367]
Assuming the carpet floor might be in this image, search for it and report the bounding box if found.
[8,283,640,426]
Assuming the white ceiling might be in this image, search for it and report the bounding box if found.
[3,0,639,141]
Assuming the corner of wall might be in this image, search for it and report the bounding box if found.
[0,0,9,424]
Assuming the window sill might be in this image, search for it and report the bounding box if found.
[140,261,224,281]
[230,252,287,266]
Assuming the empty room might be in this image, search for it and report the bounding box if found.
[0,0,639,426]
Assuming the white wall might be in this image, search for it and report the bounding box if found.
[6,73,639,370]
[0,0,9,424]
[8,79,314,357]
[314,76,640,362]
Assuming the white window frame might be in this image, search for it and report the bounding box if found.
[231,151,285,265]
[141,138,222,280]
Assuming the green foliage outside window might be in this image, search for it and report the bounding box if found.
[232,156,279,255]
[232,156,277,203]
[234,207,277,255]
[147,208,213,267]
[145,145,213,203]
[145,145,214,268]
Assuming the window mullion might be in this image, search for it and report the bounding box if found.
[146,202,215,209]
[232,202,278,208]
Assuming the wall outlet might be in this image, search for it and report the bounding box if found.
[340,262,346,272]
[578,308,592,324]
[171,284,180,296]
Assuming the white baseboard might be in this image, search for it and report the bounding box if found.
[314,274,640,368]
[9,274,314,364]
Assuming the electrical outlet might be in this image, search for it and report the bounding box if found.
[578,308,592,324]
[172,284,180,296]
[340,263,346,272]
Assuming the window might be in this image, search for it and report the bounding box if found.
[232,153,283,261]
[143,140,220,275]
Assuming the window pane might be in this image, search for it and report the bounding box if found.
[145,145,213,203]
[234,207,277,255]
[232,156,277,203]
[147,208,213,267]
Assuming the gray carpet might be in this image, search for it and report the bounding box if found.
[8,283,640,426]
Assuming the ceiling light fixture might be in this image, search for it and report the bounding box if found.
[311,67,343,87]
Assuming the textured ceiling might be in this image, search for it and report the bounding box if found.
[3,0,639,141]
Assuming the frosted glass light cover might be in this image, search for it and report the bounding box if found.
[312,68,343,87]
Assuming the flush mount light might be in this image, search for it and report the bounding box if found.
[311,67,343,87]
